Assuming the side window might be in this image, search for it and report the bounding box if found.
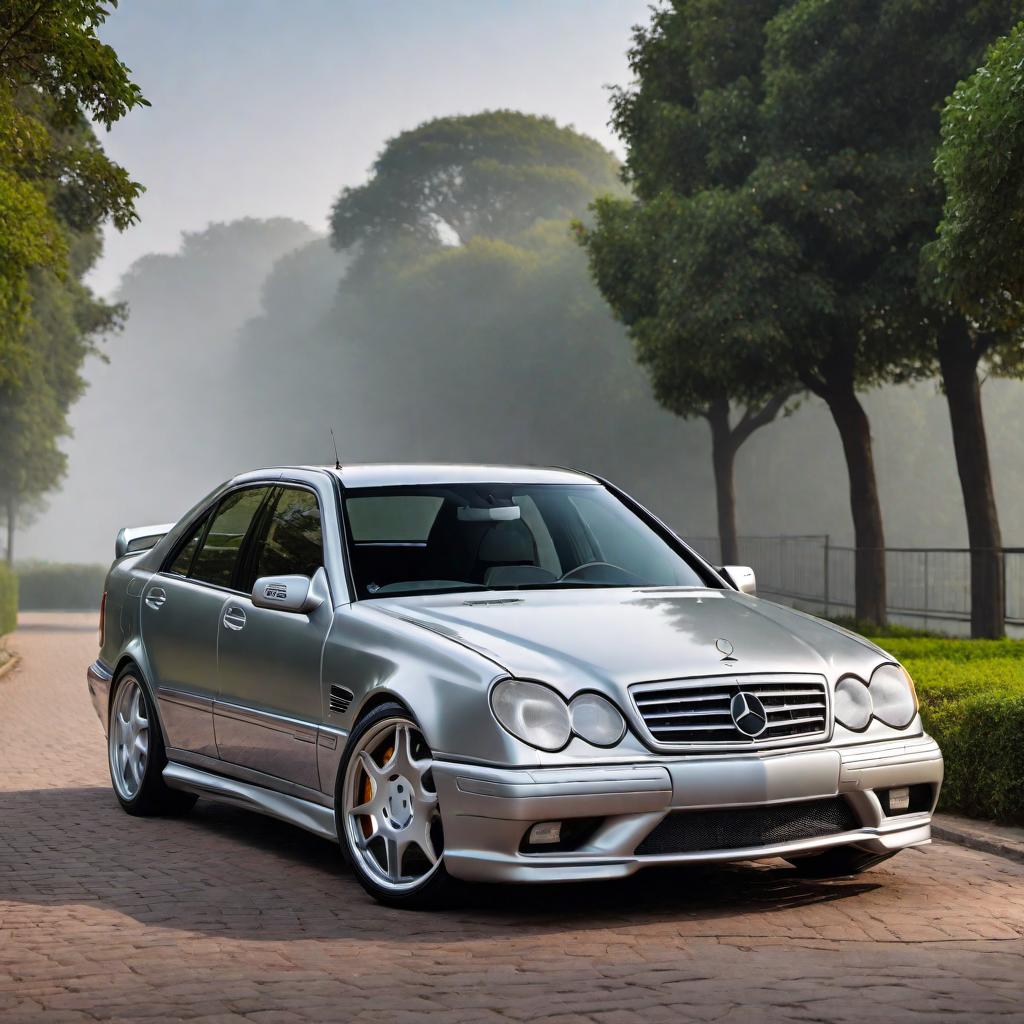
[252,487,324,582]
[190,488,269,588]
[166,514,208,576]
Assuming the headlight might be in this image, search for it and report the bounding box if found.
[569,692,626,747]
[491,679,571,751]
[834,676,872,731]
[869,663,918,728]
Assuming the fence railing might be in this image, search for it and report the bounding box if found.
[687,534,1024,634]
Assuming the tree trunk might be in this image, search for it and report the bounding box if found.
[707,397,739,564]
[820,385,887,625]
[5,498,13,568]
[937,326,1004,639]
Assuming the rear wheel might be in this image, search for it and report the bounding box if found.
[337,702,457,909]
[786,846,897,878]
[108,669,197,816]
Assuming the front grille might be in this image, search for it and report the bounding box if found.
[636,797,858,855]
[631,674,829,747]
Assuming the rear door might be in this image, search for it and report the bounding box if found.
[142,486,273,758]
[214,485,333,791]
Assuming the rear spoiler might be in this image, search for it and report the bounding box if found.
[115,523,176,559]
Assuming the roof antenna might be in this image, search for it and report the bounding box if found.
[330,427,342,470]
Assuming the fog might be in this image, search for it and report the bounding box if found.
[18,2,1024,564]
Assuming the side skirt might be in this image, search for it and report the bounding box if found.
[163,761,338,842]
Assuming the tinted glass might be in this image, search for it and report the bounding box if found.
[252,487,324,581]
[343,483,710,598]
[190,488,268,588]
[166,515,207,576]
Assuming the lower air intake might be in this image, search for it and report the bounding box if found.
[636,797,858,856]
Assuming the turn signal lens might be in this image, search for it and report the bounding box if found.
[99,591,107,647]
[870,664,918,728]
[834,676,872,731]
[569,692,626,747]
[491,679,571,751]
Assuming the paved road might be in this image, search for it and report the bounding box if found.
[2,614,1024,1023]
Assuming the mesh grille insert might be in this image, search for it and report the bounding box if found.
[636,797,858,856]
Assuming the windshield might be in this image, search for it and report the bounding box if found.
[342,482,713,599]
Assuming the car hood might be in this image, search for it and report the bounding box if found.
[369,588,887,690]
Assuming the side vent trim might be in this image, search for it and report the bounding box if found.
[329,685,354,715]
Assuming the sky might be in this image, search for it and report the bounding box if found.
[91,0,652,295]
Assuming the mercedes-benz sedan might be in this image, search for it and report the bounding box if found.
[88,464,943,907]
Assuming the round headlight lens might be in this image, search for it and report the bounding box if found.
[870,663,918,728]
[569,692,626,747]
[491,679,571,751]
[835,676,872,731]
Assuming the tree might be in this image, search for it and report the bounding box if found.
[760,0,1022,636]
[0,1,146,559]
[578,0,801,570]
[330,111,623,274]
[921,22,1024,636]
[587,0,1022,627]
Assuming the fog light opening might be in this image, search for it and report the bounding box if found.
[528,821,562,845]
[888,786,911,812]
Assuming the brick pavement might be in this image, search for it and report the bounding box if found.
[1,612,1023,1022]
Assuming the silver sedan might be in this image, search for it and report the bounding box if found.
[88,464,943,908]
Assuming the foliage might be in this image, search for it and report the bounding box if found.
[928,21,1024,334]
[0,1,146,347]
[15,562,105,610]
[872,634,1024,823]
[0,2,145,556]
[331,111,623,275]
[0,563,15,634]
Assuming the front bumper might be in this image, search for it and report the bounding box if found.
[432,736,943,883]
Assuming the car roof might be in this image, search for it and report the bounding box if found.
[255,463,600,488]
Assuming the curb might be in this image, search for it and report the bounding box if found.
[0,651,21,682]
[931,815,1024,866]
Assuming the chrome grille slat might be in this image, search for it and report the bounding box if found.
[631,674,830,748]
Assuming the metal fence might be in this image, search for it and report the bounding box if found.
[687,534,1024,635]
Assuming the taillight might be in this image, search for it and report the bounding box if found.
[99,591,107,647]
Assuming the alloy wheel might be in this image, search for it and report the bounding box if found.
[342,717,444,893]
[109,675,150,800]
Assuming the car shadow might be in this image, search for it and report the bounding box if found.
[0,785,885,941]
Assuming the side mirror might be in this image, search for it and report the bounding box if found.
[251,573,322,614]
[720,565,756,596]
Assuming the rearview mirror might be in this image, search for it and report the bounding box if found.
[251,574,322,613]
[720,565,756,596]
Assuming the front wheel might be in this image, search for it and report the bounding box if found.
[786,846,897,878]
[108,668,197,817]
[336,702,457,909]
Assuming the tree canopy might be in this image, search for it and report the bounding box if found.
[330,111,623,274]
[928,20,1024,333]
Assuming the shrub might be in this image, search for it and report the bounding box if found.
[0,564,16,635]
[870,634,1024,824]
[15,562,106,610]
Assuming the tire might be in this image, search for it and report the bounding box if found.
[335,701,458,909]
[786,846,897,879]
[108,667,198,817]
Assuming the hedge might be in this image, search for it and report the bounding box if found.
[0,564,16,635]
[873,636,1024,825]
[15,563,106,611]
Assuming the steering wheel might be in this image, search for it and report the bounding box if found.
[560,561,635,583]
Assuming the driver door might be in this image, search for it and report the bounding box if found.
[214,485,332,791]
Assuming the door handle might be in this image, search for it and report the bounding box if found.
[223,606,247,631]
[145,587,167,610]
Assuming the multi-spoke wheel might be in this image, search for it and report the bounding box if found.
[338,703,456,908]
[107,668,196,816]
